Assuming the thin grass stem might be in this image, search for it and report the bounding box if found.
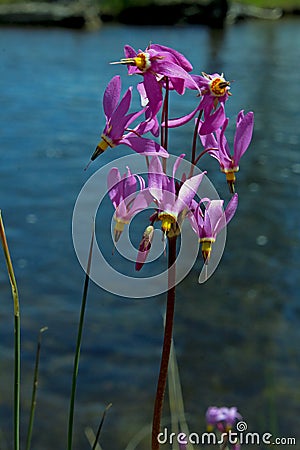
[67,227,94,450]
[25,326,48,450]
[92,403,112,450]
[0,211,20,450]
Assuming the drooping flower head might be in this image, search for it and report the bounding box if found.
[111,43,198,118]
[107,166,151,242]
[189,194,238,262]
[200,110,254,193]
[167,72,231,135]
[91,75,168,161]
[148,155,206,235]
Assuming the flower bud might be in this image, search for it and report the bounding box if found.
[135,225,154,271]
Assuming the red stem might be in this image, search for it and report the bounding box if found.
[151,235,177,450]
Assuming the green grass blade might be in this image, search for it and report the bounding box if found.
[67,226,94,450]
[0,211,20,450]
[25,326,48,450]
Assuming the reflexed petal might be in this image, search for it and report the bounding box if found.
[169,77,185,95]
[137,82,148,107]
[143,72,163,117]
[107,167,122,208]
[153,60,199,91]
[199,105,225,135]
[175,172,206,215]
[148,156,165,197]
[167,104,200,128]
[103,75,121,119]
[124,44,137,59]
[120,136,169,157]
[224,193,238,225]
[122,168,138,201]
[234,111,254,163]
[204,200,224,237]
[218,118,232,165]
[150,44,193,72]
[199,127,218,150]
[110,87,132,130]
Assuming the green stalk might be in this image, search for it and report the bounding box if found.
[25,326,48,450]
[151,235,177,450]
[67,229,94,450]
[0,211,20,450]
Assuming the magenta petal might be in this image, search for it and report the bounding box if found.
[103,76,121,120]
[143,72,163,117]
[170,77,185,95]
[148,156,164,193]
[110,87,132,126]
[124,44,137,59]
[154,60,199,91]
[205,200,225,236]
[199,128,218,150]
[122,169,138,201]
[167,104,200,128]
[107,167,122,208]
[120,136,169,157]
[234,111,254,163]
[175,172,206,214]
[224,193,238,225]
[150,44,193,72]
[199,106,225,135]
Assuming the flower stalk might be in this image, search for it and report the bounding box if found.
[151,234,177,450]
[0,211,20,450]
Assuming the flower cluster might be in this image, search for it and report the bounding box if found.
[206,406,242,450]
[206,406,242,432]
[91,42,254,269]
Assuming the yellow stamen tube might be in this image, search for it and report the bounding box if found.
[114,221,125,242]
[158,212,176,233]
[200,237,215,263]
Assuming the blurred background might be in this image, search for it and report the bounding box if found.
[1,1,300,449]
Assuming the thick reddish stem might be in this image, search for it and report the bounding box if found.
[151,235,177,450]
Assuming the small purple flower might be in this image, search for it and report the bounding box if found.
[206,406,242,432]
[189,194,238,262]
[167,72,231,135]
[148,155,206,234]
[200,110,254,193]
[91,75,168,161]
[107,166,151,242]
[218,407,243,429]
[111,43,198,118]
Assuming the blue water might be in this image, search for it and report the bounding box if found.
[0,19,300,449]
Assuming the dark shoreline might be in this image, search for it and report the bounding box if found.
[0,1,298,30]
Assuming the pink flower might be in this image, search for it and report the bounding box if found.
[189,194,238,262]
[148,155,206,234]
[167,72,231,135]
[107,166,151,242]
[91,75,168,161]
[200,110,254,192]
[111,43,198,118]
